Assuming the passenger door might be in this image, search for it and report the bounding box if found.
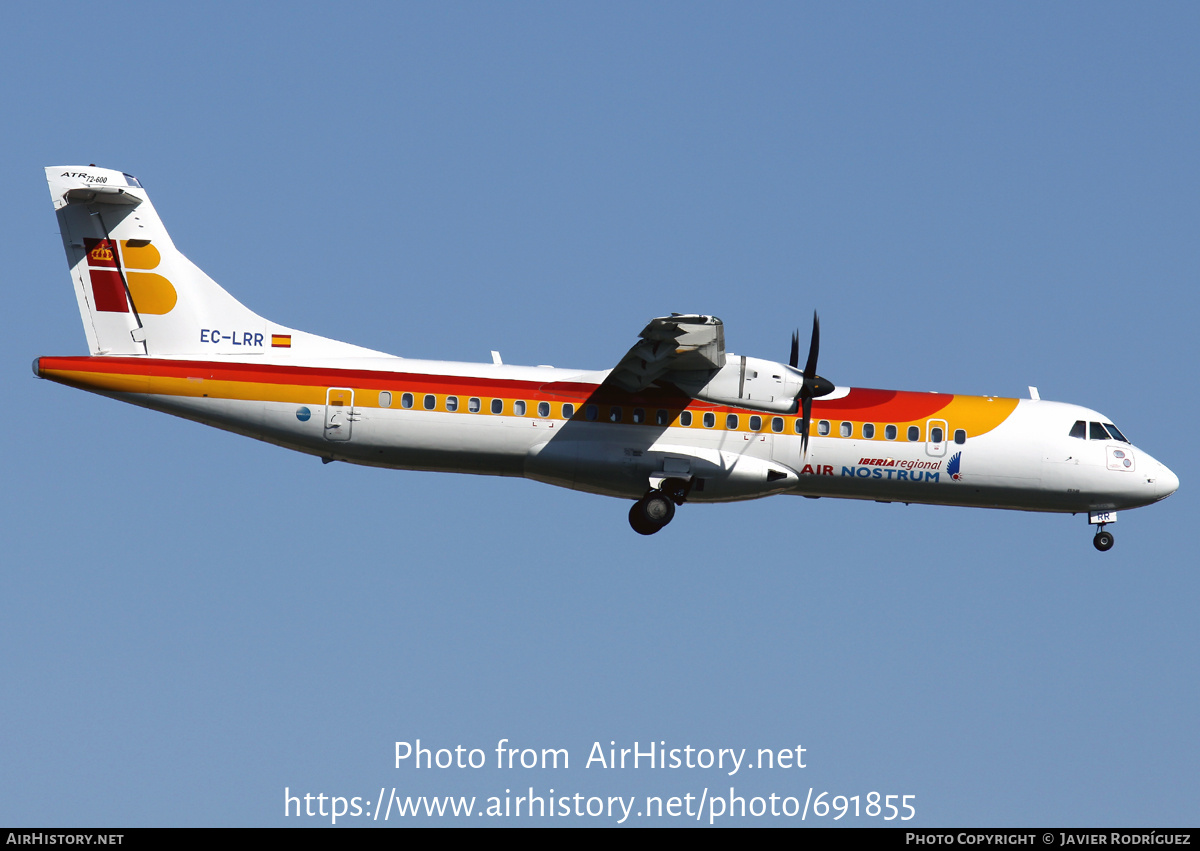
[324,387,355,441]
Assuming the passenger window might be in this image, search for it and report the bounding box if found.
[703,412,716,428]
[632,408,645,424]
[401,392,414,409]
[609,406,621,423]
[930,426,943,443]
[863,423,875,439]
[468,397,481,413]
[680,411,693,427]
[771,417,783,433]
[794,419,804,434]
[1089,422,1110,440]
[562,403,575,419]
[953,429,966,445]
[656,409,669,425]
[1105,423,1129,443]
[379,391,392,408]
[840,421,852,438]
[585,404,598,421]
[726,414,739,430]
[491,398,504,414]
[818,420,830,436]
[1069,420,1086,439]
[423,394,436,410]
[538,401,550,418]
[907,425,920,441]
[445,395,459,412]
[514,400,527,416]
[750,415,762,431]
[885,424,897,440]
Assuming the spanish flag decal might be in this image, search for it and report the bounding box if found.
[271,334,292,348]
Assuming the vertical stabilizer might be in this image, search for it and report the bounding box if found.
[46,166,387,359]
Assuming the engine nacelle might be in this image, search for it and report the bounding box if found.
[671,355,802,414]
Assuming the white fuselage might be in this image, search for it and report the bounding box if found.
[36,353,1178,517]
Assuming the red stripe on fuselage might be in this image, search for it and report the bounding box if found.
[36,356,961,417]
[807,387,952,422]
[36,356,614,403]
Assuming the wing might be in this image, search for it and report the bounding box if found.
[606,314,726,393]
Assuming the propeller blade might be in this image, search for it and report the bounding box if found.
[804,312,820,378]
[800,394,813,459]
[789,311,833,460]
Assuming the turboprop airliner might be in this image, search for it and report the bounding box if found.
[35,166,1178,550]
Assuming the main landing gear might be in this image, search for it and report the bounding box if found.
[628,478,690,535]
[1093,527,1114,552]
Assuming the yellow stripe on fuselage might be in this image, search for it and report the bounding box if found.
[41,362,1020,441]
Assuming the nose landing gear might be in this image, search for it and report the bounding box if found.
[1093,528,1114,552]
[628,478,690,535]
[1088,511,1117,552]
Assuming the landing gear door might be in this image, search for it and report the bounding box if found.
[926,419,948,458]
[324,387,354,441]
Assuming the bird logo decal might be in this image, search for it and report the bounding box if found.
[948,452,962,481]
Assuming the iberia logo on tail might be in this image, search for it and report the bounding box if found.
[83,238,177,315]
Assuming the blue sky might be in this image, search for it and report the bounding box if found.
[2,2,1197,826]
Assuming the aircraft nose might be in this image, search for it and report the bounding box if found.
[1157,462,1179,500]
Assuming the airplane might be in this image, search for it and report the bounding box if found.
[34,166,1178,551]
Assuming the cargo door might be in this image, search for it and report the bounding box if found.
[925,419,948,458]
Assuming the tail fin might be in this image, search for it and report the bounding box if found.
[46,166,387,359]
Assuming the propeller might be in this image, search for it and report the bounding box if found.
[788,312,836,459]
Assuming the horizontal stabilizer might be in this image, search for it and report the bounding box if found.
[63,186,143,206]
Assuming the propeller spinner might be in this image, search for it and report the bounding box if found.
[788,312,835,458]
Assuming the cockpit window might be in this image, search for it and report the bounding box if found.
[1104,423,1129,443]
[1069,420,1086,439]
[1089,422,1111,441]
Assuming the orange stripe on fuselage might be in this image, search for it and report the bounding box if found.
[811,387,948,421]
[35,356,1019,439]
[811,388,1019,440]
